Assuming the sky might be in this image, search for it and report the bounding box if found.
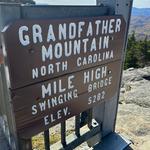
[35,0,150,8]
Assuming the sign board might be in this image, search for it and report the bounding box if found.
[2,16,126,138]
[2,16,125,89]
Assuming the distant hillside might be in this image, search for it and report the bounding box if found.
[132,7,150,16]
[130,8,150,40]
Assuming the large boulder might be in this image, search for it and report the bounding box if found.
[120,67,150,107]
[117,66,150,150]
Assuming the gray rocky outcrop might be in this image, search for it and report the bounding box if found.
[117,66,150,150]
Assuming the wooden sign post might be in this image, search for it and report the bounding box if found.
[2,15,126,138]
[0,0,133,149]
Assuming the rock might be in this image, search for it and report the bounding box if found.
[120,88,126,93]
[122,66,150,84]
[138,141,150,150]
[127,67,134,71]
[117,66,150,150]
[116,104,150,150]
[120,66,150,107]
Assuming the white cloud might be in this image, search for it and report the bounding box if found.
[35,0,96,5]
[133,0,150,8]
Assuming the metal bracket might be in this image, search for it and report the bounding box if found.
[93,132,131,150]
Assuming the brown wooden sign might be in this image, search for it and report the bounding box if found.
[1,16,126,138]
[12,60,122,138]
[2,16,126,89]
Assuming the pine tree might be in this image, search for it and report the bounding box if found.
[124,32,139,69]
[147,40,150,62]
[136,36,150,67]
